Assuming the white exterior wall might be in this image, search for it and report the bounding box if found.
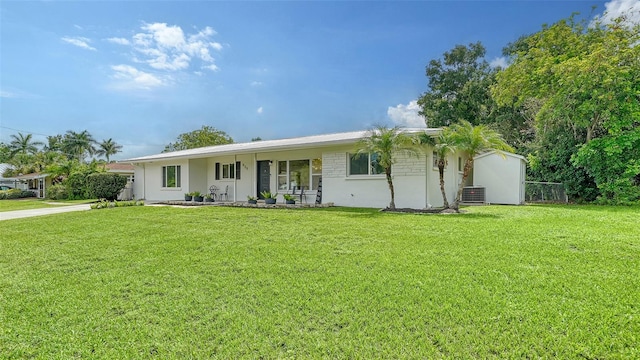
[134,159,189,201]
[322,146,430,209]
[473,153,526,205]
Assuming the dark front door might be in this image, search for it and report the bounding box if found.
[257,161,271,198]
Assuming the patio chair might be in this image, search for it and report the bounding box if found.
[292,186,306,203]
[209,185,218,201]
[218,185,229,201]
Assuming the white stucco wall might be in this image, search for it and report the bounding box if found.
[473,152,526,205]
[322,147,430,209]
[134,160,189,201]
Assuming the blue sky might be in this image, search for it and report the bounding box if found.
[0,0,633,160]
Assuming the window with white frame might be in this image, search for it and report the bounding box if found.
[277,159,322,190]
[432,151,439,168]
[222,163,235,179]
[162,165,181,188]
[348,153,383,176]
[458,157,463,172]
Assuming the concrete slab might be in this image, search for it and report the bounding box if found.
[0,204,91,221]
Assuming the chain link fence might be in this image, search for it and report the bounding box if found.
[525,181,568,203]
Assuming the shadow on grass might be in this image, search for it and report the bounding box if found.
[301,206,502,219]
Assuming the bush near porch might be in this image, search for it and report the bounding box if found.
[0,205,638,358]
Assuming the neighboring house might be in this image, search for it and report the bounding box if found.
[6,173,51,198]
[0,163,18,189]
[123,129,525,208]
[103,163,135,200]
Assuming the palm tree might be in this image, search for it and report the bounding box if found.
[418,129,457,209]
[355,126,418,210]
[96,138,123,162]
[8,133,42,157]
[62,130,96,162]
[449,121,513,211]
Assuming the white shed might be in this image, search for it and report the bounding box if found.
[473,151,527,205]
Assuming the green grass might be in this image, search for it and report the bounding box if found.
[0,205,638,358]
[0,198,96,212]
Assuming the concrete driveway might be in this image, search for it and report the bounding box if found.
[0,204,92,221]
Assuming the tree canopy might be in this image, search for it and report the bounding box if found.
[163,126,233,152]
[492,14,640,203]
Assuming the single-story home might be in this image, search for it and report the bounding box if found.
[123,128,526,208]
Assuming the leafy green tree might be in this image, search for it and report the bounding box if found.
[492,15,640,202]
[355,126,418,209]
[43,135,63,152]
[62,130,97,162]
[0,142,11,163]
[8,133,42,157]
[417,42,496,128]
[163,126,233,152]
[96,138,123,162]
[449,121,513,211]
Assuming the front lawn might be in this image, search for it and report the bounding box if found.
[0,198,96,212]
[0,205,638,358]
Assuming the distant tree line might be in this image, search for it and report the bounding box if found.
[0,130,126,200]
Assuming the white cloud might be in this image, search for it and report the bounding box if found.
[124,22,222,72]
[1,90,17,98]
[251,81,263,86]
[257,106,263,114]
[203,64,219,72]
[61,36,96,51]
[107,37,130,45]
[490,56,508,69]
[595,0,640,26]
[110,64,166,90]
[387,100,426,128]
[74,24,83,30]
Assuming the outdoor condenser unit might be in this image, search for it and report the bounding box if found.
[461,186,486,204]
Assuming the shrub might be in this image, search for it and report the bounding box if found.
[86,173,127,201]
[46,184,69,200]
[90,199,144,209]
[66,172,91,199]
[0,189,36,200]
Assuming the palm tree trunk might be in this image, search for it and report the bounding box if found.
[438,160,449,208]
[386,167,395,209]
[451,159,473,211]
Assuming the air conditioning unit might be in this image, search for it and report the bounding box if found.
[461,186,486,204]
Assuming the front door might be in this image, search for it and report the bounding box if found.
[257,161,271,198]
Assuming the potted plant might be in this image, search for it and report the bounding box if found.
[260,191,277,204]
[247,195,258,205]
[184,192,193,201]
[283,193,296,205]
[192,191,204,202]
[204,193,213,202]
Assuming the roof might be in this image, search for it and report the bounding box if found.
[124,128,439,163]
[104,163,135,172]
[474,150,527,162]
[7,172,49,180]
[0,163,13,179]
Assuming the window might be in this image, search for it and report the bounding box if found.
[458,157,463,172]
[277,159,322,190]
[216,162,240,179]
[348,153,383,176]
[433,151,438,168]
[222,163,235,179]
[162,165,181,188]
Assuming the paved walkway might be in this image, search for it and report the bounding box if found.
[0,204,92,221]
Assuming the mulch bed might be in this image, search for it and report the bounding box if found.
[380,207,463,214]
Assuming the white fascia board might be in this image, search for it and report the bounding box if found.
[124,128,440,164]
